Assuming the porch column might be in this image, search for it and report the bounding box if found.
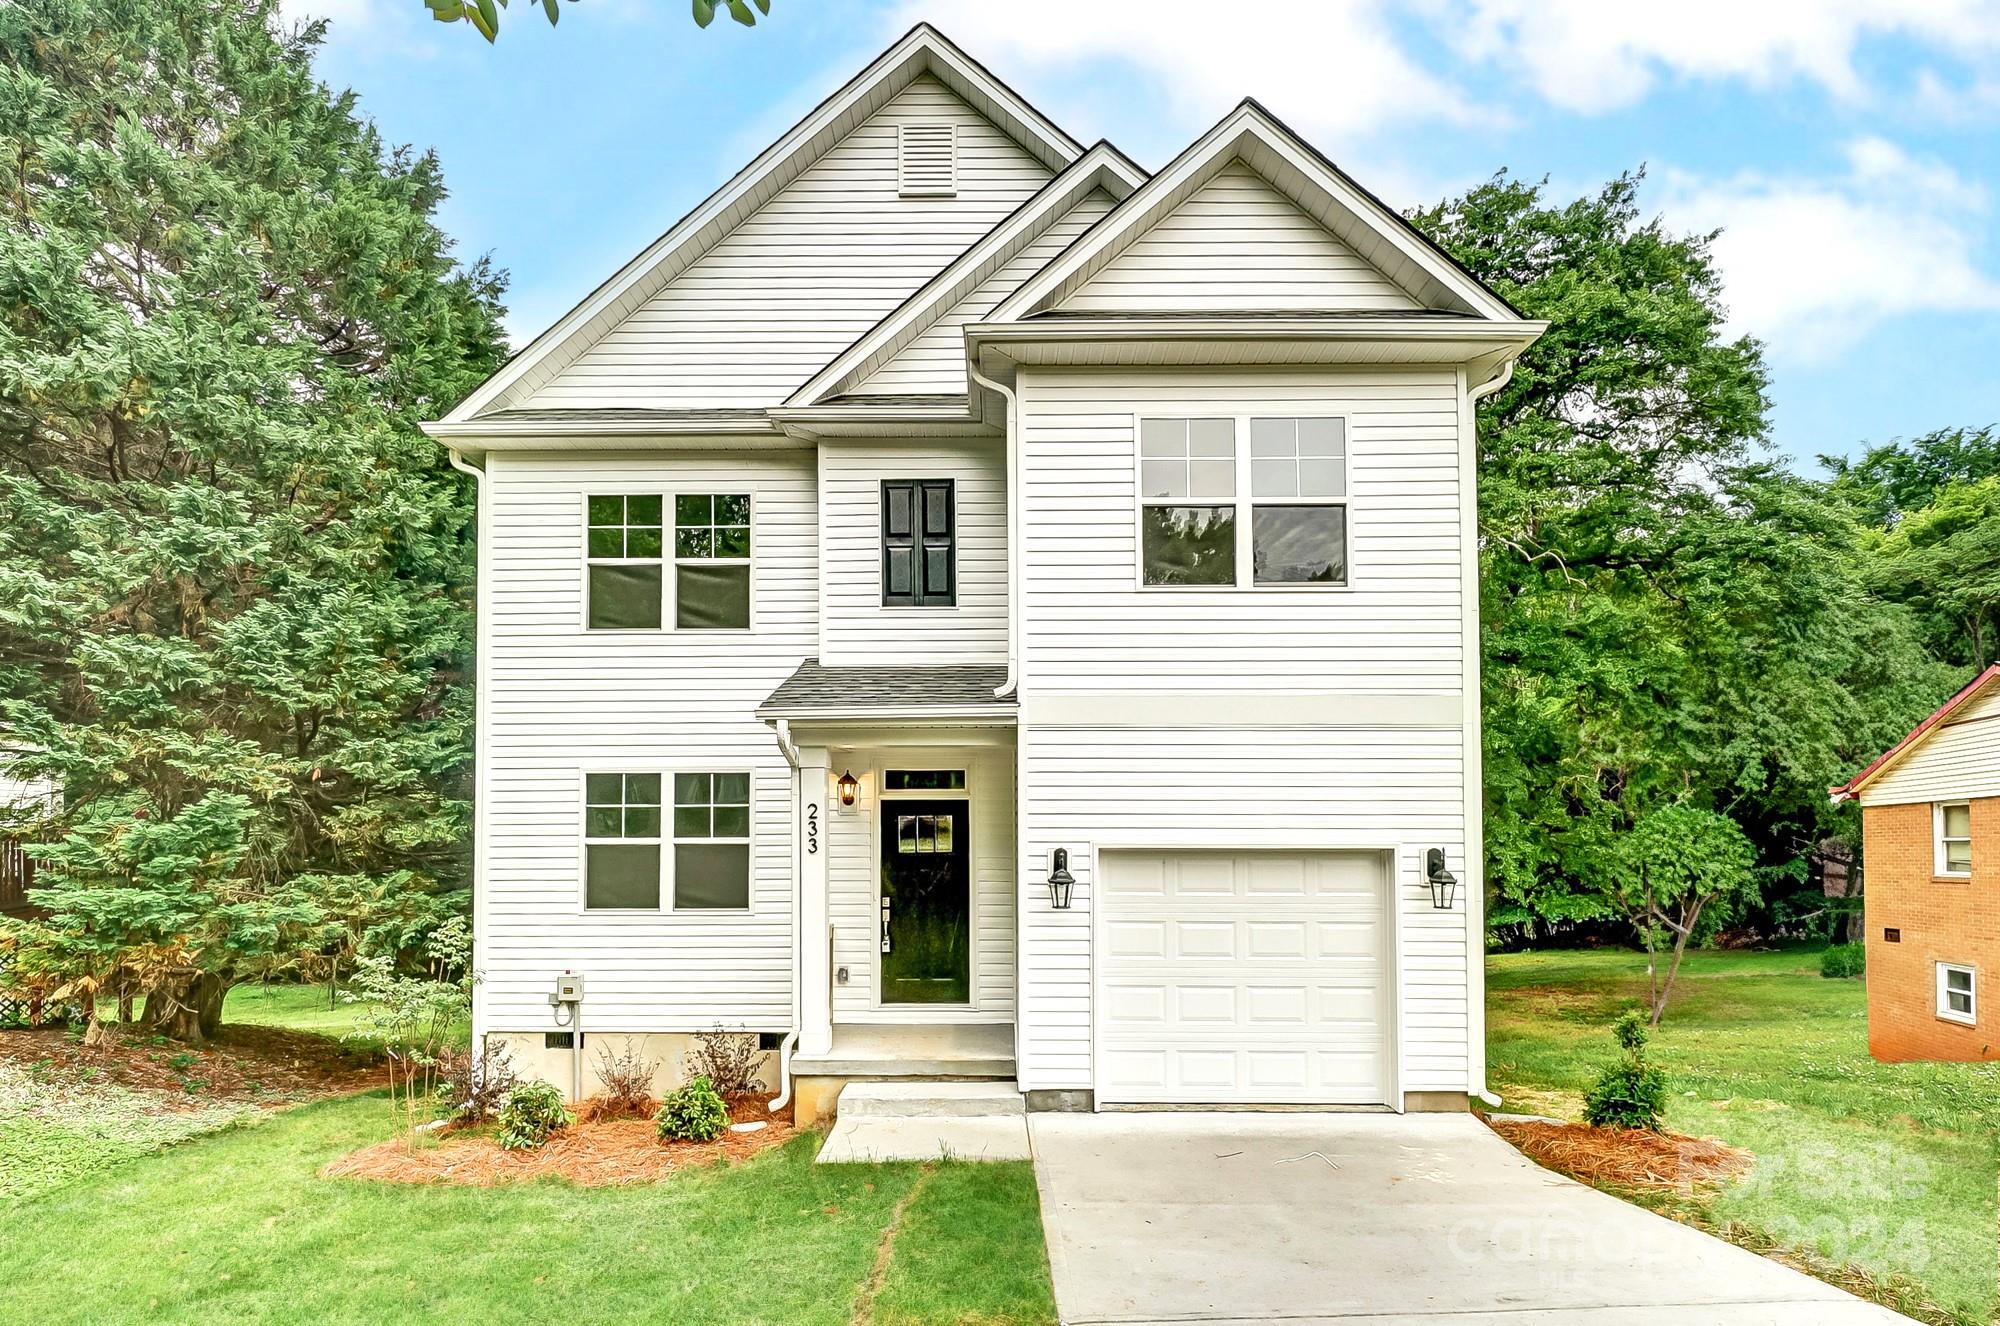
[796,745,833,1057]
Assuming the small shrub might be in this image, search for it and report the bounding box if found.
[589,1037,660,1119]
[1820,943,1865,979]
[438,1043,517,1124]
[655,1074,729,1142]
[1583,1010,1668,1131]
[496,1080,572,1151]
[682,1025,768,1098]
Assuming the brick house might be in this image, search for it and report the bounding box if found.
[1831,664,2000,1062]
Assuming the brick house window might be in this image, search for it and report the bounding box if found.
[1937,962,1976,1025]
[1935,802,1972,876]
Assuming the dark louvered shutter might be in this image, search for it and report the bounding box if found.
[882,479,955,606]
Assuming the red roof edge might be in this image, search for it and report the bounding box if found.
[1830,663,2000,803]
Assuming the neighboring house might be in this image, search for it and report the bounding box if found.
[0,754,55,921]
[1832,664,2000,1063]
[423,26,1545,1119]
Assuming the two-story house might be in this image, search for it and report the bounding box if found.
[423,25,1545,1123]
[1832,664,2000,1063]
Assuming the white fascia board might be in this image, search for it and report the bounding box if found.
[988,100,1519,324]
[437,24,1083,426]
[965,316,1548,366]
[786,143,1148,407]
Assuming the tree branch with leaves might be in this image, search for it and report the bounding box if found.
[424,0,769,41]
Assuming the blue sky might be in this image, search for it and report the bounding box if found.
[294,0,2000,470]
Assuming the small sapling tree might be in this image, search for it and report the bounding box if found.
[1607,805,1756,1024]
[1584,1011,1668,1130]
[346,917,474,1151]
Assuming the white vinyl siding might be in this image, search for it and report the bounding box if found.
[1011,365,1473,1096]
[855,189,1119,396]
[478,450,816,1034]
[1017,726,1468,1094]
[1016,368,1465,692]
[1059,163,1421,313]
[1861,685,2000,806]
[818,441,1007,665]
[826,746,1017,1021]
[523,77,1052,410]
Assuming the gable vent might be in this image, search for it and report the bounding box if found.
[897,122,957,198]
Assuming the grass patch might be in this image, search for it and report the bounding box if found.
[871,1161,1056,1326]
[1489,946,1999,1325]
[0,1091,1054,1325]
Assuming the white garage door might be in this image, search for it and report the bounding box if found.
[1096,850,1393,1105]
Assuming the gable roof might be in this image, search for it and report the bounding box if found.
[442,24,1084,424]
[988,99,1521,323]
[1830,664,2000,804]
[786,141,1148,407]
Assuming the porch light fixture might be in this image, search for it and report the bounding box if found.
[1046,848,1075,910]
[836,770,858,808]
[1424,848,1458,910]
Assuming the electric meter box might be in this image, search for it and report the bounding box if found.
[554,973,585,1002]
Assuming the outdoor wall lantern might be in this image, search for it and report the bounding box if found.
[1046,848,1075,910]
[836,770,858,808]
[1424,848,1458,910]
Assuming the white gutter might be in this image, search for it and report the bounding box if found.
[968,359,1020,698]
[1459,356,1516,1111]
[768,718,801,1111]
[444,447,492,1062]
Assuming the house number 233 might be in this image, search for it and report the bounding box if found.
[806,802,819,854]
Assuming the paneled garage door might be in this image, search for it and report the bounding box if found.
[1096,850,1393,1105]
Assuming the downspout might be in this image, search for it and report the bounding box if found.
[445,447,492,1065]
[969,359,1020,699]
[1461,360,1513,1111]
[769,717,801,1110]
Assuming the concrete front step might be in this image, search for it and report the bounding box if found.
[838,1080,1026,1119]
[815,1079,1032,1163]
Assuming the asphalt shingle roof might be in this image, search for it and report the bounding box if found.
[758,659,1015,716]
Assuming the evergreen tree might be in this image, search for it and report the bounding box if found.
[0,0,506,1042]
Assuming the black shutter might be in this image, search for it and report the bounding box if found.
[882,479,954,606]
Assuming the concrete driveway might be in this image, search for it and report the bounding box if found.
[1029,1112,1917,1326]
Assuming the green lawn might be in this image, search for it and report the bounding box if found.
[0,1090,1054,1325]
[1489,946,1999,1325]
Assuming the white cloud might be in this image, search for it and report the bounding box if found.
[1657,139,2000,360]
[884,0,1486,149]
[1442,0,2000,113]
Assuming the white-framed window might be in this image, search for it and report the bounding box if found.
[672,495,751,630]
[583,772,662,909]
[1250,416,1348,585]
[1937,962,1976,1025]
[1936,802,1972,876]
[671,772,752,910]
[1137,414,1351,589]
[1139,416,1237,586]
[585,495,664,630]
[583,493,750,631]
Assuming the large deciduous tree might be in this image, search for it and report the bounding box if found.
[0,0,505,1043]
[1408,173,1957,936]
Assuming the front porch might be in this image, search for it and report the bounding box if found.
[791,1020,1015,1078]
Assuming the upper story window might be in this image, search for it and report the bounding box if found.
[674,495,751,629]
[882,480,955,606]
[897,121,956,197]
[586,495,664,629]
[1140,417,1236,586]
[584,494,749,631]
[1251,418,1348,585]
[1937,802,1973,876]
[1139,415,1349,588]
[1937,962,1976,1025]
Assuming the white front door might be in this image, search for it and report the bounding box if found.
[1095,850,1393,1105]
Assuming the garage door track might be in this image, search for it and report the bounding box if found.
[1029,1112,1917,1325]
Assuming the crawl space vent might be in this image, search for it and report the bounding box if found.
[898,122,956,197]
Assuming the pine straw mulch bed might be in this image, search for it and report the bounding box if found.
[0,1023,383,1106]
[1483,1115,1752,1192]
[322,1095,797,1188]
[1484,1115,1966,1326]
